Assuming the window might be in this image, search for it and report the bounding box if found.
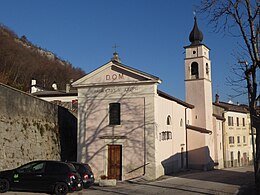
[17,162,45,173]
[191,62,199,79]
[229,136,234,144]
[242,118,245,126]
[206,63,209,74]
[237,136,240,144]
[167,131,172,139]
[162,132,166,140]
[167,115,171,125]
[180,118,183,127]
[228,116,234,126]
[243,136,246,143]
[160,131,172,141]
[109,103,121,125]
[236,117,239,126]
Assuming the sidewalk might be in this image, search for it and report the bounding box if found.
[126,166,259,195]
[236,183,258,195]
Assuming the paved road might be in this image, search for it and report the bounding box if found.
[4,166,256,195]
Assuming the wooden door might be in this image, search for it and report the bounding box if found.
[108,145,122,180]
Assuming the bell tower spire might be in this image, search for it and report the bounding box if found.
[184,17,211,81]
[189,16,204,45]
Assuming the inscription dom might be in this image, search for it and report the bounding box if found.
[106,73,124,81]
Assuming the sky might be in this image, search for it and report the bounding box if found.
[0,0,252,104]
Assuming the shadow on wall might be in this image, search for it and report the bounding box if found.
[162,146,215,175]
[77,86,153,179]
[161,152,186,175]
[58,106,77,162]
[187,146,215,171]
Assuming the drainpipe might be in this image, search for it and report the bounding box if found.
[143,98,146,176]
[185,107,189,169]
[222,117,225,168]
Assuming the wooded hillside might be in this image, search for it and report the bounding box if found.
[0,24,85,92]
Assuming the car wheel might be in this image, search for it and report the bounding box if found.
[0,178,10,193]
[54,182,68,195]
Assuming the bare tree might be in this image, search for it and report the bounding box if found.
[0,25,85,91]
[198,0,259,187]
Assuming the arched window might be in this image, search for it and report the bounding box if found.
[167,115,171,125]
[206,63,209,75]
[191,62,199,79]
[180,118,183,127]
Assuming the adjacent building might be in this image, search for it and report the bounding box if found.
[214,98,252,167]
[31,79,78,114]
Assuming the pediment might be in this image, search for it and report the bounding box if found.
[72,61,161,87]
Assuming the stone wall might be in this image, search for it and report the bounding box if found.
[0,83,60,170]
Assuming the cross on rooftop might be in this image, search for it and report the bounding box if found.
[112,44,119,52]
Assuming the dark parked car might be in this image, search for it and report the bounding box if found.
[0,160,82,195]
[70,162,94,188]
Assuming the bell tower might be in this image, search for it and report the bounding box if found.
[185,17,214,170]
[185,16,212,129]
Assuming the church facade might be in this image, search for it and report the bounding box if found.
[72,55,196,180]
[72,18,251,180]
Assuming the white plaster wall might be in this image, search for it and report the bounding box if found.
[213,117,224,169]
[187,130,207,167]
[185,78,214,170]
[186,79,213,129]
[154,96,187,178]
[186,108,193,125]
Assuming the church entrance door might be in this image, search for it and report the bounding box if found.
[108,144,122,180]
